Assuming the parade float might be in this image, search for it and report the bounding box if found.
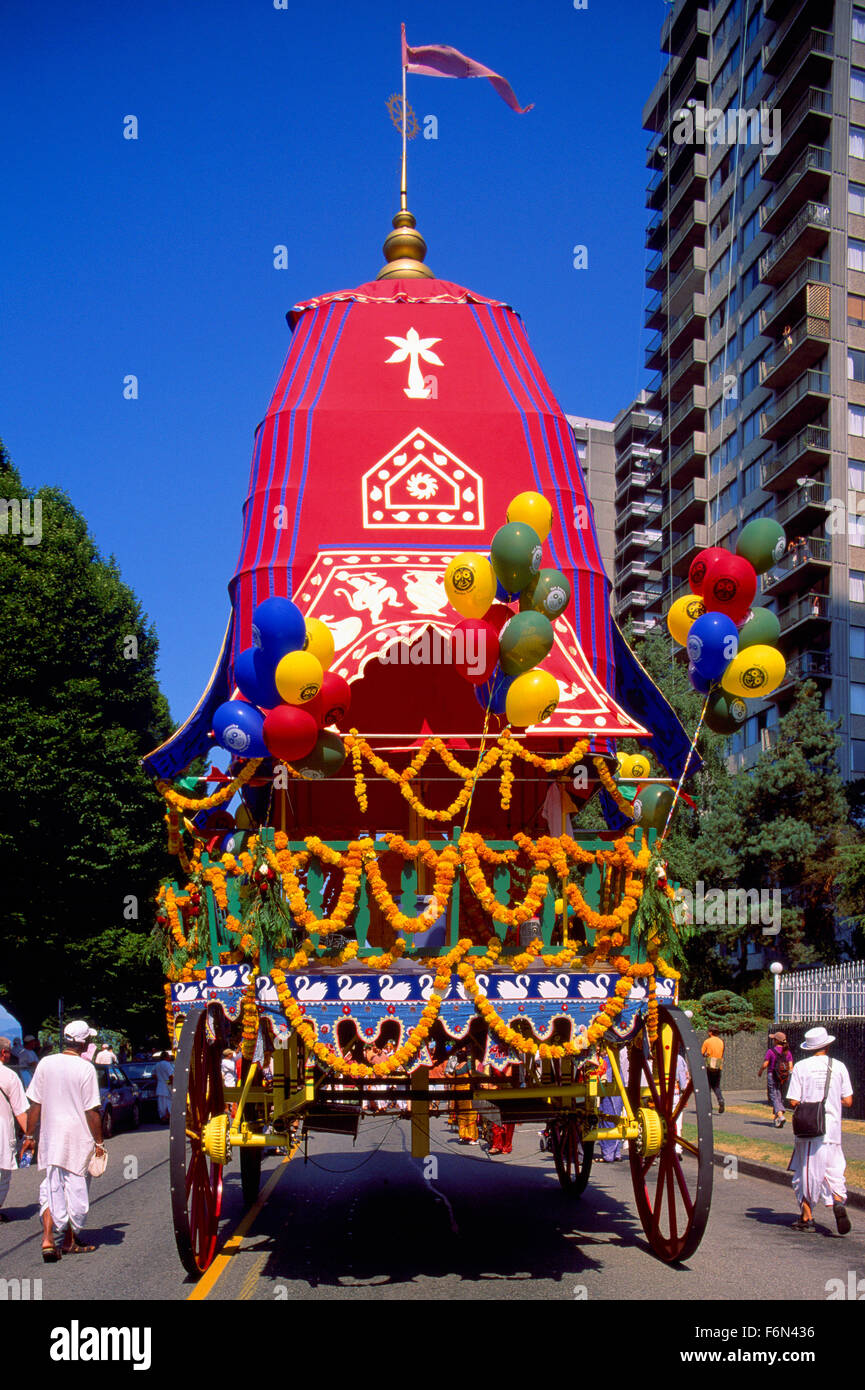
[144,36,792,1277]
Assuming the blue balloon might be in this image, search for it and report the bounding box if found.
[495,579,519,603]
[686,612,739,680]
[234,646,280,709]
[212,700,268,759]
[688,663,714,695]
[251,597,305,660]
[474,667,513,715]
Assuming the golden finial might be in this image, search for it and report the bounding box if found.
[376,209,434,280]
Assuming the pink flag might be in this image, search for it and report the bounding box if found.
[401,24,533,114]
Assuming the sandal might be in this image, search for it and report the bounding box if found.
[63,1242,96,1254]
[42,1245,61,1263]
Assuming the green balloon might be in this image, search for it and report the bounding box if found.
[704,689,747,734]
[490,522,542,595]
[736,518,786,575]
[737,606,781,650]
[633,783,674,830]
[499,611,554,676]
[519,567,572,619]
[294,732,346,780]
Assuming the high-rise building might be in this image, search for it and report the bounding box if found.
[610,394,664,636]
[643,0,865,775]
[567,414,618,583]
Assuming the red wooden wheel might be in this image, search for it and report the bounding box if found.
[627,1004,713,1263]
[170,1005,226,1277]
[549,1113,594,1196]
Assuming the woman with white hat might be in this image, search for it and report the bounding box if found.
[786,1026,854,1235]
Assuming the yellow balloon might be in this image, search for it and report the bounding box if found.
[275,650,323,704]
[304,617,335,671]
[720,644,786,698]
[444,552,496,619]
[506,491,552,542]
[618,752,651,779]
[505,669,560,727]
[234,804,254,829]
[667,593,706,646]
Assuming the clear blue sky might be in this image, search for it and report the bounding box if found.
[1,0,668,730]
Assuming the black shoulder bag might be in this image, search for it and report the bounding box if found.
[792,1060,832,1139]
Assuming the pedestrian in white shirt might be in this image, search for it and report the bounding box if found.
[93,1043,117,1065]
[0,1037,32,1221]
[786,1026,854,1235]
[153,1052,174,1123]
[24,1019,105,1260]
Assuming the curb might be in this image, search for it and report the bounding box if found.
[711,1150,865,1211]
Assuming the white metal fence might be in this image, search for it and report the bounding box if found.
[775,961,865,1023]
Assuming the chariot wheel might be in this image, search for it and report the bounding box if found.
[548,1112,594,1196]
[627,1004,713,1263]
[240,1148,263,1206]
[170,1005,226,1277]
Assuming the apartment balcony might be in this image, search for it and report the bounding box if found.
[777,590,831,638]
[771,28,833,108]
[761,88,832,181]
[760,424,830,491]
[662,475,708,530]
[769,649,832,701]
[617,560,663,594]
[668,246,708,316]
[758,202,830,286]
[764,5,831,76]
[760,369,829,440]
[664,293,707,358]
[646,129,667,173]
[646,249,665,290]
[615,529,663,563]
[774,479,831,531]
[614,407,657,448]
[646,290,665,332]
[759,257,830,338]
[645,330,663,371]
[760,315,830,392]
[615,587,664,619]
[664,429,708,489]
[668,524,709,576]
[668,151,707,221]
[668,200,707,266]
[615,436,660,468]
[760,146,831,237]
[760,535,831,598]
[664,384,707,445]
[668,336,707,401]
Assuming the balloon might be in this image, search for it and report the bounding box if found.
[686,612,739,680]
[736,518,786,575]
[701,552,757,621]
[274,650,324,704]
[704,689,748,734]
[721,644,786,698]
[520,568,571,620]
[667,593,706,646]
[490,522,543,595]
[618,752,651,779]
[303,617,335,671]
[505,669,560,727]
[318,671,352,725]
[444,552,496,619]
[499,611,554,677]
[251,597,306,659]
[234,803,255,830]
[688,547,728,596]
[485,603,515,633]
[475,667,513,715]
[234,646,280,709]
[506,490,553,541]
[212,700,268,759]
[737,606,781,651]
[293,731,347,780]
[262,705,319,761]
[688,663,714,695]
[451,618,500,685]
[633,783,675,831]
[495,579,519,603]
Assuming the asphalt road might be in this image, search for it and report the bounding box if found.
[1,1115,863,1305]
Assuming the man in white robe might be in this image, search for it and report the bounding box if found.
[787,1026,853,1234]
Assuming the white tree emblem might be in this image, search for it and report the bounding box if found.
[384,327,443,399]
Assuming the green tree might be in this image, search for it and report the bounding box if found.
[0,442,173,1037]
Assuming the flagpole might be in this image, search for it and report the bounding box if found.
[400,43,408,212]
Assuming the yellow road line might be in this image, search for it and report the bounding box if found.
[187,1151,295,1301]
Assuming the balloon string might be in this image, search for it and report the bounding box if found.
[462,704,493,834]
[657,693,709,848]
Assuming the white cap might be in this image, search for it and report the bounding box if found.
[801,1025,836,1051]
[64,1020,97,1043]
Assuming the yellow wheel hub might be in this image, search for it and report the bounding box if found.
[201,1113,231,1165]
[636,1106,665,1159]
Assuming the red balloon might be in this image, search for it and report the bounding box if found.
[319,671,352,725]
[701,552,757,620]
[484,603,514,634]
[688,547,728,596]
[262,705,318,762]
[450,618,500,685]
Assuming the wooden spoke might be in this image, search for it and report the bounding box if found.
[170,1005,226,1278]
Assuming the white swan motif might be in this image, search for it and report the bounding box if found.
[174,983,201,1002]
[296,976,328,1002]
[257,977,279,1004]
[210,966,241,988]
[538,974,571,1000]
[627,980,648,1000]
[496,975,530,1001]
[455,981,468,1001]
[337,975,370,1001]
[577,973,611,1000]
[419,974,434,1000]
[379,974,411,1001]
[475,974,489,998]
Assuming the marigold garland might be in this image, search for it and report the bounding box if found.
[157,759,263,813]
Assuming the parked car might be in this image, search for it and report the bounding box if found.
[95,1063,140,1138]
[121,1060,159,1122]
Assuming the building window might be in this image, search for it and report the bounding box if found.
[853,740,865,773]
[850,237,865,272]
[710,300,728,338]
[714,41,741,100]
[741,459,761,495]
[852,571,865,604]
[741,353,766,398]
[746,8,761,48]
[740,156,760,201]
[852,683,865,715]
[850,349,865,384]
[743,57,762,101]
[741,405,762,445]
[853,628,865,660]
[710,350,726,384]
[740,261,760,298]
[856,7,865,43]
[850,293,865,327]
[852,515,865,547]
[740,307,761,350]
[740,206,763,252]
[850,405,865,437]
[851,183,865,218]
[710,246,733,291]
[850,462,865,491]
[852,126,865,161]
[855,68,865,104]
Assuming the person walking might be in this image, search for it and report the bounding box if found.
[0,1037,32,1222]
[787,1026,854,1235]
[93,1040,117,1065]
[700,1026,725,1114]
[758,1031,793,1126]
[16,1036,40,1089]
[23,1020,105,1260]
[153,1052,174,1124]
